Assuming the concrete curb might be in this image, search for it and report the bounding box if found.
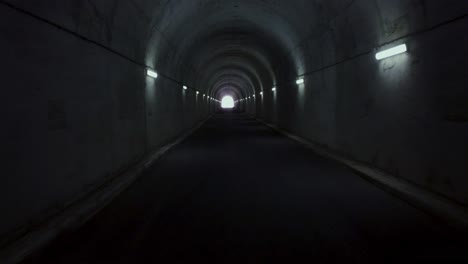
[255,117,468,232]
[0,116,212,264]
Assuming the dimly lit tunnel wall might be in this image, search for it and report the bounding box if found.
[1,0,467,246]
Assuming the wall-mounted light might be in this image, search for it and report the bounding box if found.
[260,91,263,95]
[147,69,158,79]
[272,87,276,92]
[375,44,407,60]
[183,85,187,90]
[196,91,199,95]
[296,78,304,85]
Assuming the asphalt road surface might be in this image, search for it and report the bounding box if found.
[25,113,468,263]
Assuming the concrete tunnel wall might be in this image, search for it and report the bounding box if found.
[255,1,468,206]
[0,1,215,245]
[1,0,468,248]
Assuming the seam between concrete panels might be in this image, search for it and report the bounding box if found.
[0,0,186,86]
[296,13,468,78]
[0,1,145,66]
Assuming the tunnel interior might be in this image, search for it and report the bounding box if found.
[1,0,468,262]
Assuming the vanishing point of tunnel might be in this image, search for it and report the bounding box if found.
[1,0,468,263]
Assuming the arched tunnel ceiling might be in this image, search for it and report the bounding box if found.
[16,0,362,100]
[144,0,329,99]
[207,65,260,96]
[4,0,351,100]
[13,1,451,101]
[184,34,278,96]
[16,0,436,100]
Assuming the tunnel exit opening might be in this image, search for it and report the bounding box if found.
[221,96,235,109]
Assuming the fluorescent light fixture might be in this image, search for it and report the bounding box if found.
[376,44,407,60]
[272,87,276,92]
[146,69,158,79]
[183,85,187,90]
[296,78,304,85]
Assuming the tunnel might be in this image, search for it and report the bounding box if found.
[1,0,468,263]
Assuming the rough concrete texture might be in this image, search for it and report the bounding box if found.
[0,2,211,246]
[1,0,468,255]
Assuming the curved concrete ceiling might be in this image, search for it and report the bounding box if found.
[8,0,387,100]
[143,0,324,99]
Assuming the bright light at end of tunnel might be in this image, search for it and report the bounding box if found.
[221,96,235,109]
[376,44,407,60]
[296,78,304,85]
[146,69,158,79]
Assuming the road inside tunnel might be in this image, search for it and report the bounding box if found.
[25,113,467,263]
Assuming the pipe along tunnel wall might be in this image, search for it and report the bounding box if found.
[1,0,468,254]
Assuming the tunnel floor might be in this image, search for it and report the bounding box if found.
[26,113,467,263]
